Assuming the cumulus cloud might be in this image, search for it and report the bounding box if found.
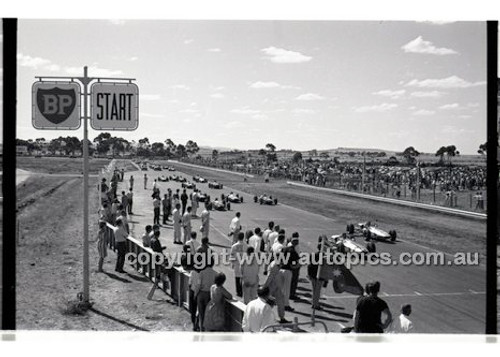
[296,93,324,101]
[372,89,406,99]
[129,56,139,61]
[250,81,300,90]
[261,46,312,64]
[406,76,485,88]
[208,48,221,52]
[412,109,435,116]
[224,121,245,129]
[184,39,194,45]
[140,112,163,118]
[402,36,457,55]
[252,114,268,120]
[17,53,53,70]
[410,91,445,98]
[210,93,225,99]
[179,109,199,114]
[109,19,126,25]
[354,103,398,113]
[439,103,461,110]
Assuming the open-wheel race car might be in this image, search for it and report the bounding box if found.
[208,198,230,211]
[157,175,169,182]
[170,175,187,183]
[225,192,244,203]
[193,175,207,183]
[197,192,210,203]
[208,181,224,189]
[329,234,376,254]
[253,194,278,205]
[182,181,196,189]
[346,222,397,242]
[168,166,176,171]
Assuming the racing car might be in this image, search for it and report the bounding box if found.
[153,165,162,171]
[157,175,169,182]
[208,181,224,189]
[253,194,278,205]
[346,222,397,242]
[225,192,244,203]
[208,198,230,211]
[168,167,176,171]
[141,164,148,171]
[193,175,207,183]
[329,233,376,254]
[181,181,196,189]
[170,175,187,183]
[197,192,210,203]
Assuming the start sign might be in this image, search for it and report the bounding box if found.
[32,81,81,130]
[90,82,139,131]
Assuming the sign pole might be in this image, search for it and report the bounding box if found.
[82,66,90,303]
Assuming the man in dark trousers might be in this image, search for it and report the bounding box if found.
[181,189,189,215]
[281,235,300,311]
[354,281,392,333]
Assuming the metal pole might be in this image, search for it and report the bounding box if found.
[82,66,90,303]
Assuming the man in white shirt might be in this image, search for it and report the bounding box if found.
[271,234,285,255]
[229,212,242,244]
[242,286,276,332]
[392,304,414,333]
[241,246,260,304]
[182,206,193,244]
[200,202,210,239]
[185,231,201,255]
[248,227,263,252]
[172,203,182,244]
[263,223,278,275]
[191,189,199,217]
[230,232,247,297]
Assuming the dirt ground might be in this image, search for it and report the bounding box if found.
[15,161,191,331]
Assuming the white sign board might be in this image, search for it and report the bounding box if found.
[32,81,81,130]
[90,82,139,131]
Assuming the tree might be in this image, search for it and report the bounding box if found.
[185,140,200,156]
[151,142,166,157]
[402,146,420,165]
[265,143,276,152]
[176,144,187,158]
[477,142,487,155]
[319,152,330,159]
[212,149,219,161]
[292,151,303,163]
[436,145,459,166]
[309,149,318,157]
[165,138,176,157]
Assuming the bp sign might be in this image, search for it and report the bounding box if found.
[90,82,139,131]
[32,81,82,130]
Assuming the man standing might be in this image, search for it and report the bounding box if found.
[391,304,413,333]
[97,220,108,273]
[110,218,128,273]
[153,194,161,225]
[129,175,134,190]
[192,261,218,331]
[230,232,247,297]
[185,231,201,256]
[172,203,182,244]
[229,212,242,244]
[182,206,193,244]
[142,225,153,247]
[263,222,277,275]
[354,281,392,333]
[121,191,129,214]
[287,232,301,300]
[264,257,289,323]
[162,194,169,225]
[200,202,210,239]
[248,227,263,253]
[242,286,276,332]
[280,237,299,312]
[144,173,148,190]
[241,246,260,304]
[165,188,173,222]
[181,189,189,215]
[126,188,133,215]
[191,189,199,217]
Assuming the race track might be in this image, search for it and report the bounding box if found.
[121,161,486,333]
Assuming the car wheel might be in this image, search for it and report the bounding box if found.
[364,231,371,241]
[366,242,376,253]
[389,230,397,242]
[254,196,258,203]
[240,197,244,203]
[274,198,278,205]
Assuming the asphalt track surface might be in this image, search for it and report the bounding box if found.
[119,162,486,333]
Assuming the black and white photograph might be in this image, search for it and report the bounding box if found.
[1,2,499,349]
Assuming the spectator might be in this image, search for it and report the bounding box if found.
[391,304,414,333]
[129,175,134,190]
[141,225,153,247]
[153,194,161,225]
[144,173,148,190]
[147,230,167,300]
[191,189,199,217]
[241,246,260,304]
[287,232,301,300]
[96,220,108,273]
[242,286,276,332]
[200,201,210,239]
[203,272,233,332]
[354,281,392,333]
[109,218,128,273]
[307,238,324,309]
[264,256,289,323]
[126,188,133,215]
[230,232,247,298]
[193,258,218,331]
[121,191,129,214]
[187,258,200,331]
[229,212,242,244]
[181,189,189,215]
[172,203,182,244]
[182,206,193,244]
[186,231,201,255]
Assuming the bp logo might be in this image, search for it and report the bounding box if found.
[36,87,77,124]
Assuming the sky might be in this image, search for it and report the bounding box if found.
[9,20,490,154]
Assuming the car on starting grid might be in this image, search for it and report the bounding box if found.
[253,194,278,205]
[346,222,397,242]
[225,192,244,203]
[208,181,224,189]
[193,175,207,183]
